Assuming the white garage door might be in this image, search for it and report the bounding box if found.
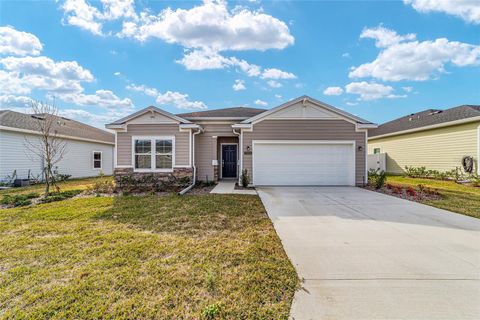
[253,141,355,186]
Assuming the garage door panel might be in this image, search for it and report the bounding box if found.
[253,142,355,186]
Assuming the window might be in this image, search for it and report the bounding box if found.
[373,148,381,154]
[133,137,174,171]
[93,151,102,169]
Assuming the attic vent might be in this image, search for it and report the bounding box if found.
[31,115,45,120]
[429,110,442,115]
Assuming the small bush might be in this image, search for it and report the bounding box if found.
[240,169,250,188]
[0,193,39,207]
[55,173,72,182]
[88,180,115,194]
[368,168,387,189]
[406,186,416,197]
[202,304,220,320]
[39,189,82,203]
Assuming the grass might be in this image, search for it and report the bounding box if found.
[0,193,299,319]
[387,176,480,219]
[0,176,113,198]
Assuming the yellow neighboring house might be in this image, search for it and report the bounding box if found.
[368,105,480,174]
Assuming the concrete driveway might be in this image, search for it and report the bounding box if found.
[258,187,480,320]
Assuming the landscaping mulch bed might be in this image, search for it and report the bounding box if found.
[365,183,443,202]
[187,182,217,195]
[234,183,256,191]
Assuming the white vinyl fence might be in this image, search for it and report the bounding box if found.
[368,153,387,172]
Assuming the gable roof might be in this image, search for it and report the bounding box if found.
[369,105,480,138]
[0,110,114,144]
[177,107,266,119]
[107,106,191,126]
[241,95,374,125]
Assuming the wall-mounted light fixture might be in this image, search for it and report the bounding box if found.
[357,145,363,152]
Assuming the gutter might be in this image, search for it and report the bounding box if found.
[178,127,203,195]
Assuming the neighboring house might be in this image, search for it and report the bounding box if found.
[0,110,114,180]
[106,96,376,187]
[368,105,480,174]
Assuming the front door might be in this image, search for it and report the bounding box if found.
[222,144,237,178]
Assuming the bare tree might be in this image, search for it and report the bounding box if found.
[24,100,67,194]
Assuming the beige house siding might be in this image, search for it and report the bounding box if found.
[195,123,237,181]
[368,121,479,174]
[242,120,367,185]
[116,124,190,167]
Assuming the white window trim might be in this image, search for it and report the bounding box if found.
[131,135,175,172]
[92,151,102,170]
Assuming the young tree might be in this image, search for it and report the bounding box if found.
[24,100,67,194]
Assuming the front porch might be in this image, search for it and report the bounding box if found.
[211,136,240,182]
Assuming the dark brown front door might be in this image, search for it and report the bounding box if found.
[222,144,237,178]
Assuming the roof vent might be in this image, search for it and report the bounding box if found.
[429,110,442,115]
[31,115,45,120]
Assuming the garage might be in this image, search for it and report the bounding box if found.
[252,141,356,186]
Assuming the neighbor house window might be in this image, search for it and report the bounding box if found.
[373,148,381,154]
[93,151,102,169]
[133,137,174,171]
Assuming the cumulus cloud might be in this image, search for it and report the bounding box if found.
[0,95,33,109]
[402,86,414,92]
[0,26,43,56]
[360,25,416,48]
[404,0,480,24]
[58,90,134,109]
[260,68,296,80]
[118,0,294,51]
[323,86,344,96]
[232,79,246,91]
[254,99,268,106]
[350,26,480,81]
[267,80,282,88]
[345,82,406,101]
[126,83,207,110]
[61,0,137,35]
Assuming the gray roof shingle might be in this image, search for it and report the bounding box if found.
[177,107,266,118]
[0,110,114,144]
[369,105,480,137]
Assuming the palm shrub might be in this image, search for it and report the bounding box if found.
[240,169,250,188]
[368,168,387,189]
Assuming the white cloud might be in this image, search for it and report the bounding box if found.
[345,82,406,101]
[114,71,121,76]
[350,26,480,81]
[261,68,296,80]
[156,91,207,110]
[342,52,350,58]
[404,0,480,24]
[254,99,268,106]
[0,26,43,56]
[126,83,207,110]
[0,95,32,109]
[267,80,282,88]
[61,0,137,35]
[118,0,294,51]
[58,90,134,109]
[275,94,282,99]
[323,86,344,96]
[402,86,414,92]
[346,101,358,106]
[126,83,159,97]
[360,26,416,48]
[233,79,246,91]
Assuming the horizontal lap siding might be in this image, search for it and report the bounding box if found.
[368,122,479,174]
[195,123,236,181]
[116,124,189,166]
[243,120,366,185]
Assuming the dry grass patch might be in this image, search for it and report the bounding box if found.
[0,194,298,319]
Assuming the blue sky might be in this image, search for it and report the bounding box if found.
[1,0,479,128]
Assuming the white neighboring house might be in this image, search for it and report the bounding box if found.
[0,110,114,181]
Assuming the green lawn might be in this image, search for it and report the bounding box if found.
[0,193,298,319]
[387,176,480,219]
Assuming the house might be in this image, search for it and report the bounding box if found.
[106,96,376,188]
[368,105,480,174]
[0,110,114,181]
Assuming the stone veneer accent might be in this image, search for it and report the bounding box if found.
[114,167,193,192]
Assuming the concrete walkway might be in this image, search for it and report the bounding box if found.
[210,180,257,195]
[258,187,480,320]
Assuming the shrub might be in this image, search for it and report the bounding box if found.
[240,169,250,188]
[368,168,387,189]
[0,193,39,207]
[39,189,82,203]
[202,304,220,320]
[406,186,416,197]
[55,173,72,182]
[88,180,115,194]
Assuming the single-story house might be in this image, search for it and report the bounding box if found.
[106,95,376,187]
[368,105,480,174]
[0,110,114,181]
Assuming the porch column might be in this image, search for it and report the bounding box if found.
[212,136,219,181]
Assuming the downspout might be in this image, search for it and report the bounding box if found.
[179,127,202,195]
[233,128,241,184]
